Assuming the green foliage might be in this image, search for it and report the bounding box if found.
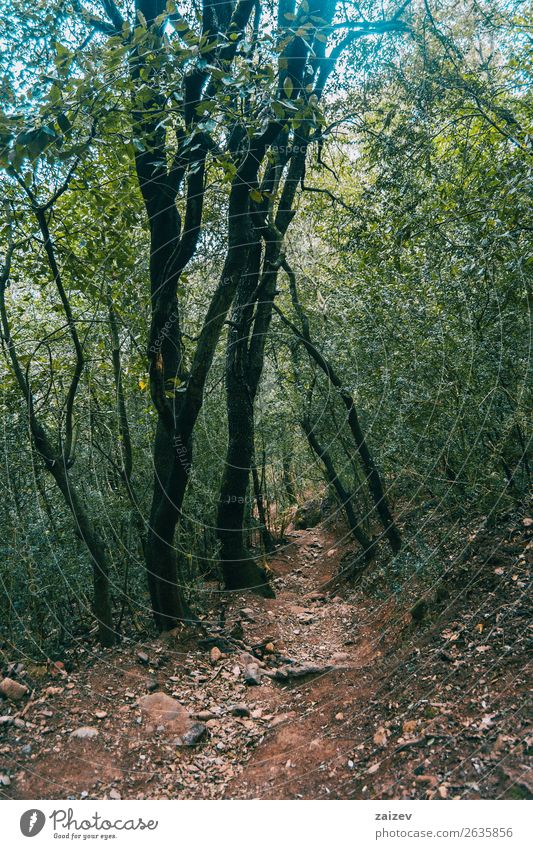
[0,0,530,651]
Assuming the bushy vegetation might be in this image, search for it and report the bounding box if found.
[0,0,530,654]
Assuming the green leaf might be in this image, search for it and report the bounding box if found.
[283,76,294,99]
[57,113,71,134]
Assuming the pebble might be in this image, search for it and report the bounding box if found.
[415,774,438,787]
[174,722,207,747]
[195,710,217,721]
[331,652,349,663]
[70,726,99,740]
[244,664,261,686]
[229,704,250,717]
[0,677,28,701]
[239,608,256,622]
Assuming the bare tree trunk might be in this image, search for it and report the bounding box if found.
[301,417,376,562]
[252,459,275,553]
[276,264,402,555]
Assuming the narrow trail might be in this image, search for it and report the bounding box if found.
[1,521,530,800]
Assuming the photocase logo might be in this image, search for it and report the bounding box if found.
[20,809,46,837]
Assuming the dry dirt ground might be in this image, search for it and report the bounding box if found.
[0,517,531,800]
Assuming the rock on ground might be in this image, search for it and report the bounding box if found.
[0,678,28,701]
[137,691,192,736]
[70,726,99,740]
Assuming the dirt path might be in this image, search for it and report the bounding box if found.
[1,521,530,800]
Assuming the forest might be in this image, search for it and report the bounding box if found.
[0,0,531,802]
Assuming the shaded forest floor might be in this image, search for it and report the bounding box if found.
[1,512,531,800]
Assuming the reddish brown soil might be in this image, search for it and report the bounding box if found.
[0,519,531,800]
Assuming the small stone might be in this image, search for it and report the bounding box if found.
[331,652,349,663]
[373,727,390,747]
[0,716,13,726]
[94,710,107,720]
[229,704,250,718]
[0,774,11,786]
[270,712,296,727]
[264,642,275,654]
[305,591,326,602]
[70,726,99,740]
[335,712,344,721]
[210,647,222,664]
[239,608,256,622]
[109,789,121,799]
[174,722,207,747]
[195,710,217,721]
[367,762,381,774]
[244,664,261,686]
[21,744,32,755]
[137,693,189,735]
[415,774,438,787]
[137,652,149,665]
[0,677,28,702]
[146,679,158,692]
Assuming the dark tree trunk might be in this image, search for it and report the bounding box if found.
[282,456,297,504]
[277,262,402,555]
[252,460,275,553]
[341,396,402,554]
[302,418,376,562]
[216,255,275,593]
[37,432,116,647]
[216,126,309,592]
[145,421,193,630]
[217,387,267,591]
[63,484,116,647]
